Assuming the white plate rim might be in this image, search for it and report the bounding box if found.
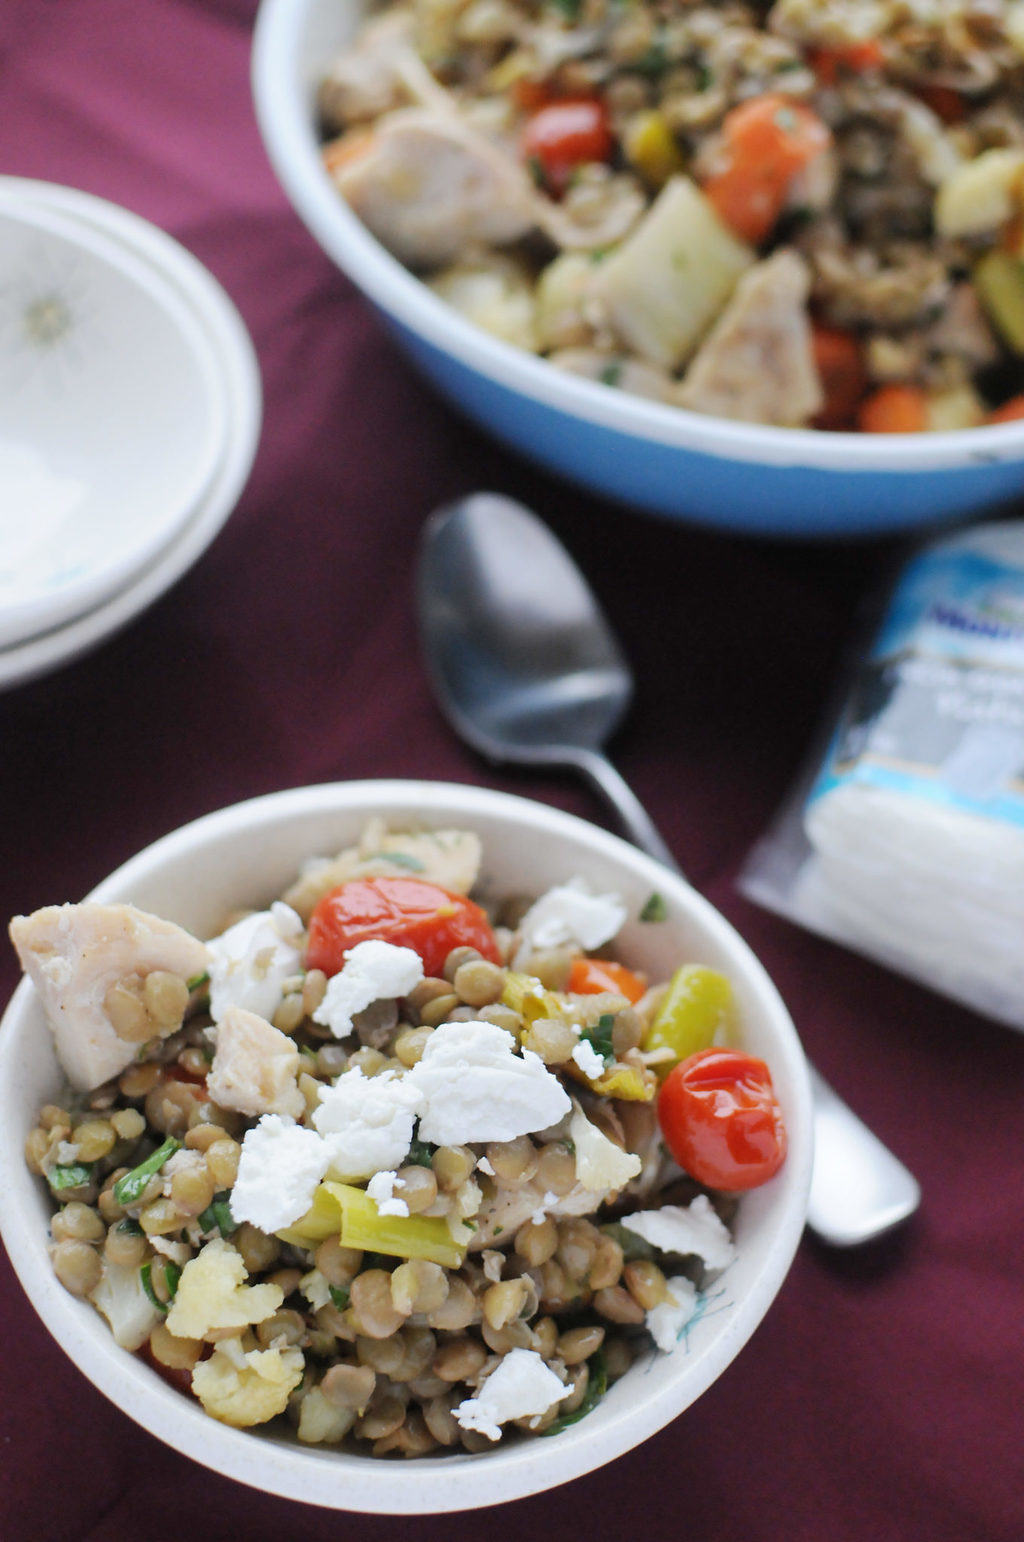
[0,179,262,692]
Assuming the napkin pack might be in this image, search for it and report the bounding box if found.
[741,519,1024,1031]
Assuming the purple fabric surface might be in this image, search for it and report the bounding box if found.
[2,4,1023,1539]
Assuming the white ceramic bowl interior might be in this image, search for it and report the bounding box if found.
[251,0,1024,536]
[0,197,227,646]
[0,178,262,692]
[0,781,812,1513]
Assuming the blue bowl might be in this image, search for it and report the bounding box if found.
[252,0,1024,538]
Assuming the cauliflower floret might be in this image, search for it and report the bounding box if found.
[191,1338,304,1427]
[88,1261,162,1350]
[165,1238,284,1341]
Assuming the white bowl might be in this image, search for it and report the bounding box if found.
[0,198,227,646]
[252,0,1024,538]
[0,180,261,691]
[0,781,811,1511]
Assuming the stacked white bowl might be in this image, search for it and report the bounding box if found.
[0,180,262,690]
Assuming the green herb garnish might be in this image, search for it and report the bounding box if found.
[187,970,210,992]
[364,850,425,871]
[49,1163,94,1192]
[578,1012,616,1066]
[117,1217,144,1236]
[634,40,668,77]
[140,1261,168,1314]
[328,1284,351,1310]
[163,1261,182,1301]
[113,1137,181,1207]
[600,361,623,388]
[197,1191,236,1237]
[599,1221,656,1261]
[541,1350,608,1435]
[549,0,582,19]
[640,892,668,923]
[405,1137,436,1169]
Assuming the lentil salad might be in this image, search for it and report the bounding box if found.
[318,0,1024,430]
[13,822,785,1455]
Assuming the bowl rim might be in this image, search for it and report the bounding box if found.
[0,779,812,1513]
[0,196,227,645]
[251,0,1024,476]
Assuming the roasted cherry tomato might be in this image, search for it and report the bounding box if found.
[657,1047,786,1191]
[567,957,646,1003]
[521,99,613,195]
[306,876,500,979]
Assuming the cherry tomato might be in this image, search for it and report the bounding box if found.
[306,876,500,979]
[658,1047,787,1191]
[521,99,613,196]
[567,957,646,1003]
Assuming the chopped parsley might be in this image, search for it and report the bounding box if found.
[49,1163,94,1192]
[405,1136,437,1169]
[600,361,623,388]
[197,1191,236,1237]
[140,1260,180,1313]
[364,850,425,871]
[640,891,668,923]
[541,1350,608,1435]
[186,970,210,992]
[113,1137,180,1207]
[329,1284,351,1311]
[578,1012,616,1066]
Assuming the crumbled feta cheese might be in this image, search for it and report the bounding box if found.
[531,1189,560,1225]
[55,1141,79,1165]
[207,903,303,1023]
[646,1275,698,1352]
[517,878,627,952]
[571,1039,607,1080]
[618,1195,736,1271]
[453,1349,566,1441]
[231,1115,330,1233]
[569,1103,642,1192]
[481,1250,504,1283]
[406,1021,571,1145]
[365,1169,410,1218]
[313,1066,424,1179]
[207,1005,304,1119]
[476,1155,496,1177]
[312,939,424,1039]
[299,1268,333,1312]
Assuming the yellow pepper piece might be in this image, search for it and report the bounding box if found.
[642,964,734,1078]
[277,1180,467,1268]
[623,110,686,189]
[500,972,567,1028]
[584,1063,654,1101]
[974,250,1024,353]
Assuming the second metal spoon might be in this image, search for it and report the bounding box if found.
[417,491,920,1248]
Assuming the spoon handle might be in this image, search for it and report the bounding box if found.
[576,746,921,1248]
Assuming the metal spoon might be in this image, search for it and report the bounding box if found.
[417,491,921,1248]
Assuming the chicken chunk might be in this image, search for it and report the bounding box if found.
[470,1176,606,1249]
[676,249,823,426]
[206,1005,305,1120]
[328,108,536,268]
[9,902,210,1090]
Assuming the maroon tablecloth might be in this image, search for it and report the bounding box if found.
[3,4,1023,1539]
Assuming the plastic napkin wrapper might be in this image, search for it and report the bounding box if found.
[740,519,1024,1032]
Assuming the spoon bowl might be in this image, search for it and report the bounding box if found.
[417,493,922,1248]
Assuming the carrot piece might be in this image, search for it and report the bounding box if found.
[858,384,929,434]
[811,325,868,429]
[567,958,646,1004]
[809,40,885,85]
[987,393,1024,424]
[702,94,831,244]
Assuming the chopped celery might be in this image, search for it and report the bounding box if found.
[113,1137,181,1206]
[278,1180,467,1267]
[642,964,734,1078]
